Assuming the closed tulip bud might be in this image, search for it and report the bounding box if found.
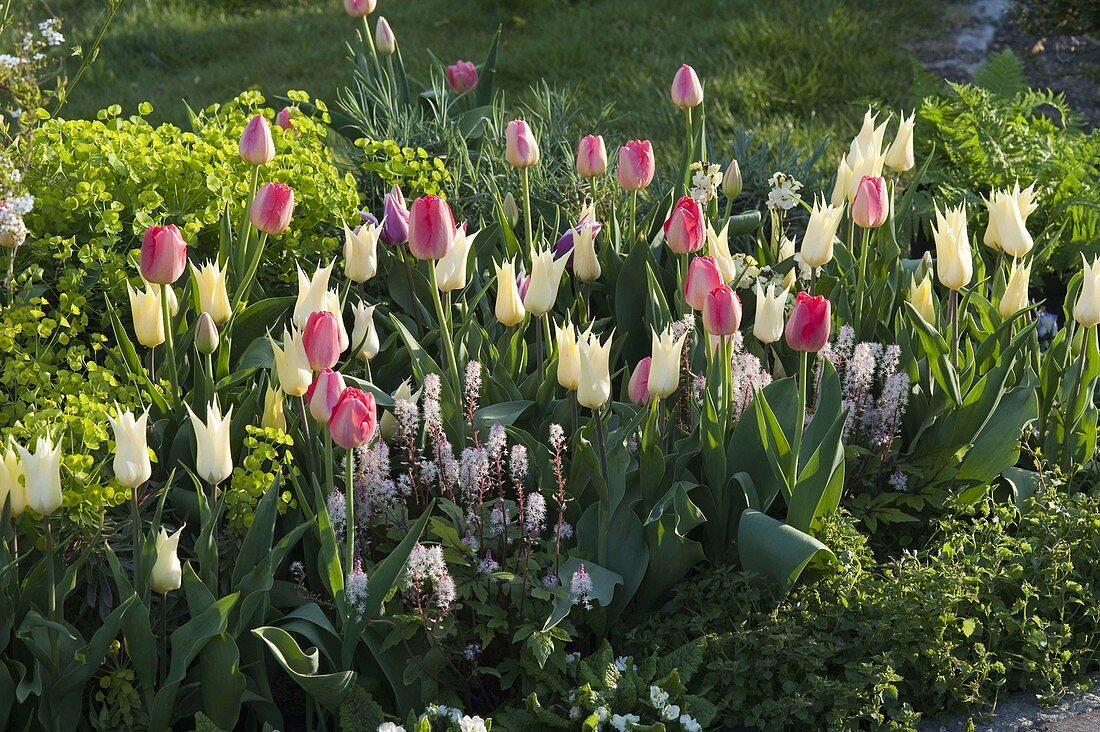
[0,440,25,517]
[523,247,569,316]
[293,261,335,328]
[140,225,188,285]
[572,221,601,283]
[933,203,972,291]
[885,111,915,172]
[195,312,220,355]
[381,186,410,245]
[722,159,742,200]
[436,224,476,292]
[753,282,788,344]
[505,119,540,168]
[307,368,347,422]
[261,385,286,431]
[271,328,313,397]
[494,258,526,327]
[784,292,832,352]
[375,16,396,54]
[329,387,378,449]
[250,182,295,235]
[999,259,1031,318]
[502,193,520,227]
[275,106,295,131]
[703,284,742,336]
[908,274,937,325]
[408,195,455,261]
[127,281,165,348]
[17,433,63,516]
[302,310,342,371]
[445,60,479,95]
[151,526,184,594]
[344,0,375,17]
[379,380,413,442]
[829,157,853,209]
[684,255,722,310]
[984,188,1034,258]
[1074,256,1100,328]
[107,407,151,489]
[343,220,381,282]
[577,331,612,410]
[628,357,653,405]
[649,327,686,399]
[576,135,608,178]
[186,399,233,485]
[191,259,232,324]
[852,176,888,229]
[239,114,275,166]
[555,321,580,390]
[350,300,379,361]
[670,64,704,109]
[617,140,655,192]
[664,196,705,254]
[800,196,845,268]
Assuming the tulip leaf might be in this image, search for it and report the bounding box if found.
[253,626,354,713]
[228,296,293,368]
[737,509,834,596]
[473,400,532,429]
[199,634,246,730]
[543,557,624,632]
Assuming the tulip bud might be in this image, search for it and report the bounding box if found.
[127,281,165,349]
[140,225,188,285]
[617,140,655,192]
[445,60,479,95]
[999,259,1031,318]
[408,195,456,261]
[0,440,25,517]
[753,282,788,344]
[275,106,295,131]
[852,176,888,229]
[186,399,234,485]
[505,119,540,168]
[628,357,653,405]
[151,526,184,594]
[343,221,381,283]
[191,259,232,324]
[381,186,410,245]
[800,196,845,269]
[555,322,580,391]
[523,247,569,316]
[703,284,742,336]
[984,188,1034,258]
[107,407,151,490]
[576,135,608,178]
[302,310,342,371]
[784,292,831,352]
[350,300,379,361]
[16,433,63,516]
[664,196,705,255]
[329,388,378,449]
[271,327,313,397]
[572,220,601,283]
[1074,255,1100,328]
[379,380,413,442]
[502,193,520,227]
[670,64,704,109]
[722,159,742,200]
[494,258,526,327]
[829,157,853,209]
[576,331,612,410]
[435,224,476,292]
[885,111,915,173]
[684,255,722,311]
[293,261,335,328]
[933,203,972,292]
[375,16,396,55]
[195,312,220,355]
[908,274,937,325]
[239,114,275,166]
[261,385,286,431]
[344,0,375,17]
[307,368,347,422]
[648,327,687,399]
[250,182,295,235]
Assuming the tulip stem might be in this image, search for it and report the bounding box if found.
[235,165,260,274]
[630,190,638,247]
[45,518,58,669]
[535,316,544,371]
[298,396,312,442]
[401,247,423,331]
[855,227,871,334]
[324,430,335,502]
[950,289,960,371]
[160,285,180,406]
[788,350,809,496]
[428,265,462,438]
[679,107,694,197]
[232,232,270,311]
[1064,325,1093,478]
[159,596,168,683]
[132,486,143,592]
[345,448,356,574]
[592,406,609,565]
[521,167,534,255]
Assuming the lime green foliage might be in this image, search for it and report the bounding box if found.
[356,139,452,199]
[224,425,298,531]
[627,495,1100,730]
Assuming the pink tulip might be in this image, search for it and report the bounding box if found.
[617,140,655,191]
[852,175,889,229]
[329,387,378,449]
[239,114,275,166]
[407,195,456,260]
[628,357,653,405]
[505,119,540,168]
[671,64,704,109]
[784,292,832,352]
[446,60,479,95]
[703,284,742,336]
[307,368,347,422]
[664,196,705,255]
[684,255,722,311]
[140,225,188,285]
[249,182,295,235]
[576,135,608,178]
[344,0,376,17]
[302,311,342,371]
[275,106,295,131]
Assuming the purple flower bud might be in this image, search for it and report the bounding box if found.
[380,185,410,245]
[553,215,603,269]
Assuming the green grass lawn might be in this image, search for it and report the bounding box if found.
[56,0,943,157]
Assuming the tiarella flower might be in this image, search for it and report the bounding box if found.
[569,563,594,608]
[524,492,546,536]
[345,558,369,619]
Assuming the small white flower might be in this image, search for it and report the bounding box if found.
[680,714,701,732]
[377,723,405,732]
[649,685,669,710]
[662,703,681,721]
[458,715,487,732]
[596,706,610,723]
[611,713,640,732]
